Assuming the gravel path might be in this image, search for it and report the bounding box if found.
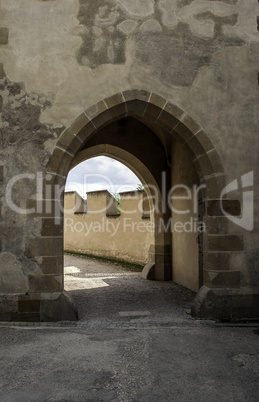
[64,254,196,326]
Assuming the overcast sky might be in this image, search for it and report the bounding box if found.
[65,156,142,199]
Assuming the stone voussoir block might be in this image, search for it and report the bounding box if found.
[157,110,180,132]
[84,100,108,120]
[57,128,83,155]
[56,128,74,149]
[207,149,224,173]
[186,129,215,157]
[68,112,90,134]
[104,92,124,108]
[173,121,195,144]
[181,113,201,135]
[193,153,214,177]
[76,121,96,143]
[47,147,74,176]
[122,89,151,103]
[109,110,128,122]
[163,101,184,120]
[186,135,207,157]
[91,110,112,129]
[144,103,165,121]
[149,93,167,109]
[143,93,167,121]
[104,93,127,119]
[126,99,148,117]
[61,134,83,156]
[195,130,215,153]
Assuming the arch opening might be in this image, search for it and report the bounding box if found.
[63,155,155,268]
[44,90,228,320]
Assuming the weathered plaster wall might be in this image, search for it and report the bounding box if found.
[1,0,257,179]
[1,0,258,137]
[64,190,154,265]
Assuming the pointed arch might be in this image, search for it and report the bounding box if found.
[41,90,245,320]
[47,89,226,200]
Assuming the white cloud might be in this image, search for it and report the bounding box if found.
[65,156,141,198]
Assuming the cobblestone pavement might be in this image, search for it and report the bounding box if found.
[0,254,258,402]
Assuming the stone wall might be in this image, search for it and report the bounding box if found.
[64,190,154,265]
[0,0,258,321]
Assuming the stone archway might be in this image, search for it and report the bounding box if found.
[24,89,243,321]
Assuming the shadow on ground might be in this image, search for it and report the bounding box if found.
[64,254,196,322]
